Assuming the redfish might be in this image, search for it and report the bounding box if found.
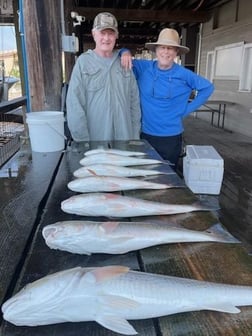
[67,176,180,193]
[42,221,240,255]
[73,164,172,178]
[61,193,219,217]
[2,266,252,335]
[84,148,145,156]
[79,153,163,166]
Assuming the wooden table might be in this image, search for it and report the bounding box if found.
[0,140,251,336]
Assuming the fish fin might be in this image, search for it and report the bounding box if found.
[100,222,134,245]
[87,168,97,176]
[206,303,241,314]
[79,250,92,255]
[100,221,120,233]
[205,223,241,243]
[82,265,129,284]
[96,314,138,335]
[100,294,140,309]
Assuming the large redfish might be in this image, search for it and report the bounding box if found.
[42,221,240,255]
[2,266,252,335]
[61,193,219,217]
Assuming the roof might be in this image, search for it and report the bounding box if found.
[72,0,233,48]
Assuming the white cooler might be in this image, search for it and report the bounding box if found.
[183,145,224,195]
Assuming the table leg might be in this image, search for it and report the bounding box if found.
[217,104,221,127]
[221,104,226,128]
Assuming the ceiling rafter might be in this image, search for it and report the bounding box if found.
[75,7,211,23]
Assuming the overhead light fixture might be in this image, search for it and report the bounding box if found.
[141,0,146,6]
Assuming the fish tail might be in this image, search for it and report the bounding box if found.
[205,223,240,243]
[192,201,220,212]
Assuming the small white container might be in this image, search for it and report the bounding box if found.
[183,145,224,195]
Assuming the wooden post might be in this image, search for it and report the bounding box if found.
[22,0,62,111]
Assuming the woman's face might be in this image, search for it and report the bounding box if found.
[155,45,179,70]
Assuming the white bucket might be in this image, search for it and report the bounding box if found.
[26,111,65,152]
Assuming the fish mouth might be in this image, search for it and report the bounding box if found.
[61,200,71,212]
[2,297,29,325]
[2,296,59,326]
[42,226,57,239]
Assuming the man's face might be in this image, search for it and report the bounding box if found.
[155,45,178,69]
[92,29,117,53]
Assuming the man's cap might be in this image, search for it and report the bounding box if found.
[93,12,118,34]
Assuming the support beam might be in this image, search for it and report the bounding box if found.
[22,0,63,111]
[75,7,211,23]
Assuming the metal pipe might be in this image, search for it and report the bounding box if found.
[18,0,31,111]
[60,0,66,36]
[196,23,203,75]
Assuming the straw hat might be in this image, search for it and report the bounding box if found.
[145,28,190,54]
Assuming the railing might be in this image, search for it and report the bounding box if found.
[0,96,27,115]
[0,96,27,167]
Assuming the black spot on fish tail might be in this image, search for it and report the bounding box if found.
[205,223,241,244]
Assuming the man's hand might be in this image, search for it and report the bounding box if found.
[121,51,133,70]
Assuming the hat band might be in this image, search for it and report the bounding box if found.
[155,39,180,45]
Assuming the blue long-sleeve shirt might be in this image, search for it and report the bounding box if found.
[132,60,214,136]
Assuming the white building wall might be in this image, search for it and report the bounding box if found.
[198,0,252,137]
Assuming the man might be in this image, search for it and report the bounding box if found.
[66,12,141,142]
[121,28,214,170]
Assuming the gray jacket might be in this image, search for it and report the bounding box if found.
[66,50,141,142]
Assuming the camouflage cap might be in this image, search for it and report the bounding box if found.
[93,12,118,34]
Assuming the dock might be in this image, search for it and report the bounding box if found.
[0,133,251,335]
